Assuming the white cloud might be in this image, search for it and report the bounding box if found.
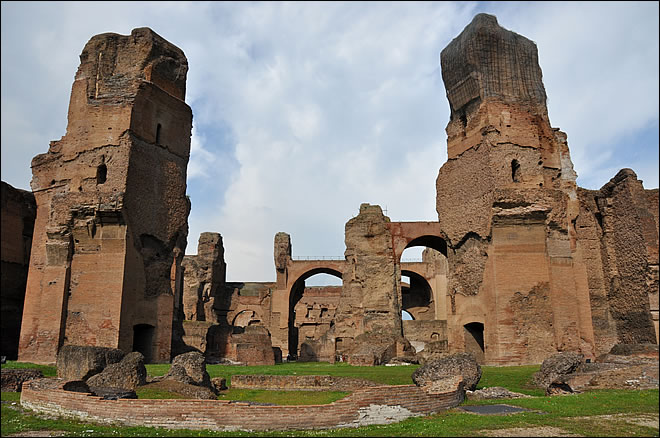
[2,2,657,284]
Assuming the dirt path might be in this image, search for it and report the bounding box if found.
[478,413,659,437]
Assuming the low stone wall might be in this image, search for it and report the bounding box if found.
[21,377,464,432]
[231,374,380,391]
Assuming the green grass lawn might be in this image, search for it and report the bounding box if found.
[147,361,420,385]
[216,388,349,405]
[475,364,544,396]
[2,361,658,437]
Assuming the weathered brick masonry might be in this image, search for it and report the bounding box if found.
[18,28,192,364]
[1,181,36,359]
[21,378,464,431]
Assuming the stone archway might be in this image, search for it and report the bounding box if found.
[287,267,342,360]
[401,269,434,320]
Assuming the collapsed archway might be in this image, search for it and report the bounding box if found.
[287,267,342,360]
[232,309,262,329]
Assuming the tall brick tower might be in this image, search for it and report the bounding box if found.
[436,14,596,364]
[18,28,192,364]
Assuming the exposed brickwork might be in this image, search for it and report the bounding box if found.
[8,14,656,376]
[18,28,192,364]
[403,320,448,354]
[577,170,659,354]
[295,286,341,360]
[181,233,226,322]
[21,378,464,431]
[1,181,36,359]
[436,14,598,365]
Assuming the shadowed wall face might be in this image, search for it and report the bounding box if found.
[1,181,36,359]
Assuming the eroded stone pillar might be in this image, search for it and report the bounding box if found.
[325,203,413,365]
[19,28,192,364]
[437,14,595,364]
[181,233,226,322]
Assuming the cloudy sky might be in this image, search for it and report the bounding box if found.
[2,1,658,284]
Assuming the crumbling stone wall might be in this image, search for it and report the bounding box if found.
[334,204,402,344]
[1,181,36,359]
[577,170,658,354]
[295,286,341,360]
[437,14,595,365]
[311,203,415,365]
[181,232,226,322]
[172,273,277,365]
[18,28,192,364]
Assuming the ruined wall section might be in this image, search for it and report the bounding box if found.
[575,187,619,355]
[296,286,341,360]
[646,188,660,342]
[577,170,658,351]
[310,203,416,365]
[437,14,593,364]
[337,204,402,339]
[19,28,192,364]
[172,279,277,365]
[1,182,36,359]
[181,233,226,322]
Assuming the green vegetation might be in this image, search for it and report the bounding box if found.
[217,388,349,405]
[147,361,420,385]
[1,360,57,377]
[2,361,658,437]
[134,387,189,400]
[475,364,544,396]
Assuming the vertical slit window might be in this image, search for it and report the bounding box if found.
[511,159,521,182]
[96,164,107,184]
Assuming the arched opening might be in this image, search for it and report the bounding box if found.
[402,309,414,320]
[401,270,433,320]
[232,309,261,329]
[463,322,485,363]
[133,324,155,363]
[288,268,342,361]
[96,164,107,185]
[403,235,448,259]
[399,241,447,321]
[156,123,162,144]
[511,159,521,182]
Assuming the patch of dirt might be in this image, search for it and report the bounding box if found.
[6,431,68,437]
[479,426,582,437]
[574,413,659,429]
[478,413,659,436]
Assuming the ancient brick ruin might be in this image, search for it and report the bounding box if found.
[173,14,657,366]
[433,14,657,363]
[17,28,192,364]
[1,181,36,359]
[4,15,658,367]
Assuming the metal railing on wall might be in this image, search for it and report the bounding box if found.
[289,256,425,263]
[291,256,345,261]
